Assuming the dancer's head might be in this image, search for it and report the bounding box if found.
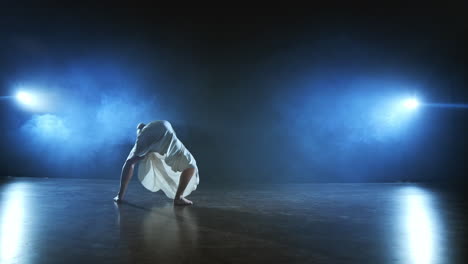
[136,123,146,135]
[137,123,146,130]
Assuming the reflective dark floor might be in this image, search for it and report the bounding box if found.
[0,177,466,264]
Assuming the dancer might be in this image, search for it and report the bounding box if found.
[113,120,199,206]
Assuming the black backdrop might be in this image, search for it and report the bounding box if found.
[0,6,466,184]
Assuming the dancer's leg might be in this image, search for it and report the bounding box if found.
[174,167,196,205]
[114,155,143,202]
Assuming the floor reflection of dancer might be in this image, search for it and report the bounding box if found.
[114,120,199,206]
[113,202,200,262]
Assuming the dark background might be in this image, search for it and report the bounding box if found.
[0,6,466,184]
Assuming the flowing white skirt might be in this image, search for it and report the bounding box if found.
[136,141,200,199]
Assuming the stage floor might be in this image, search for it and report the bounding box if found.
[0,177,465,264]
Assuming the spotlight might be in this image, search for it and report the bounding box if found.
[403,98,420,110]
[16,91,35,106]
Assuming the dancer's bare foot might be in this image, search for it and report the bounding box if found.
[113,195,123,203]
[174,197,193,206]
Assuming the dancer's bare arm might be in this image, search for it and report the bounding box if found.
[114,154,146,202]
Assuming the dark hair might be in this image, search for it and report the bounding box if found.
[137,123,146,130]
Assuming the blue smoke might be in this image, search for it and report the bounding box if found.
[270,75,424,181]
[21,114,70,142]
[13,59,183,177]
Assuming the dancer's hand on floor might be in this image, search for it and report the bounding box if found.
[113,195,122,203]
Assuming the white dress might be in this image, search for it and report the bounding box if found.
[127,120,199,199]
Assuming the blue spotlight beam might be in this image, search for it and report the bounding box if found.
[402,98,420,110]
[0,96,14,100]
[16,91,35,106]
[424,103,468,109]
